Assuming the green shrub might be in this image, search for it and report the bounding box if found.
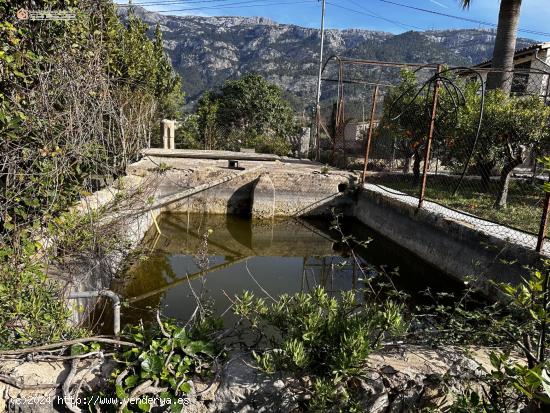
[234,287,407,409]
[0,241,81,349]
[190,73,299,155]
[252,134,292,156]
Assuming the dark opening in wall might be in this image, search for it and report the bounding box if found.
[227,177,259,217]
[338,183,348,193]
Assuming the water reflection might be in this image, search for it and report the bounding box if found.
[119,214,366,325]
[119,213,460,326]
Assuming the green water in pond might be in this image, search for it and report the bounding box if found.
[117,213,461,327]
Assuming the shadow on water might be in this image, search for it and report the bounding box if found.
[115,213,463,328]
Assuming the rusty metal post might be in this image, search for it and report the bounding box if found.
[362,85,379,185]
[331,61,345,163]
[537,191,550,252]
[339,62,346,163]
[418,65,442,209]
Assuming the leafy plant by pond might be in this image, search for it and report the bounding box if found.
[0,239,83,350]
[233,287,407,410]
[403,260,550,412]
[222,208,550,412]
[87,314,222,412]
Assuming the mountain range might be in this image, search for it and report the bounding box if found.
[120,6,536,111]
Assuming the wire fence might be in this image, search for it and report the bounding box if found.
[316,56,550,253]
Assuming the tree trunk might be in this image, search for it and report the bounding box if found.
[412,148,421,186]
[403,156,412,174]
[486,0,523,93]
[495,157,524,208]
[478,160,495,192]
[531,153,538,184]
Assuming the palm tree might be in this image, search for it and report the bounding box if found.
[461,0,523,93]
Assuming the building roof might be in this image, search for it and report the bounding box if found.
[473,42,550,68]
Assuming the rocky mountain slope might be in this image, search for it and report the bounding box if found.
[120,7,535,109]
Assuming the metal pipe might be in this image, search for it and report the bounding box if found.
[362,85,379,185]
[537,191,550,253]
[322,55,441,70]
[336,61,345,162]
[321,78,394,87]
[314,0,327,161]
[67,290,121,336]
[418,65,443,209]
[315,106,322,161]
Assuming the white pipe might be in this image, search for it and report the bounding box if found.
[67,290,121,336]
[315,0,327,109]
[314,0,327,160]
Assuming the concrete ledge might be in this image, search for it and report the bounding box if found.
[127,155,357,217]
[354,185,545,288]
[142,148,316,163]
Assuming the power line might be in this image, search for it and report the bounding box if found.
[342,0,423,31]
[378,0,550,38]
[118,0,315,12]
[118,0,261,7]
[119,0,550,38]
[118,0,311,9]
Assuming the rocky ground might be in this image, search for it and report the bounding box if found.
[0,345,491,412]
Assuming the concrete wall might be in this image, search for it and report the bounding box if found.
[53,153,357,325]
[352,188,543,291]
[132,156,357,218]
[162,169,354,217]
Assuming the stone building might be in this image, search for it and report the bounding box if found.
[467,42,550,100]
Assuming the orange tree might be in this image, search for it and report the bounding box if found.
[379,69,458,185]
[454,84,550,208]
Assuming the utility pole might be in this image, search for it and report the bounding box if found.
[314,0,326,160]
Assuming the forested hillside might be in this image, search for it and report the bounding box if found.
[121,6,535,109]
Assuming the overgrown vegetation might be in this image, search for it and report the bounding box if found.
[0,240,83,349]
[415,262,550,412]
[0,0,184,349]
[449,160,550,411]
[219,209,550,412]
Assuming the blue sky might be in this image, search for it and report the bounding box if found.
[128,0,550,41]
